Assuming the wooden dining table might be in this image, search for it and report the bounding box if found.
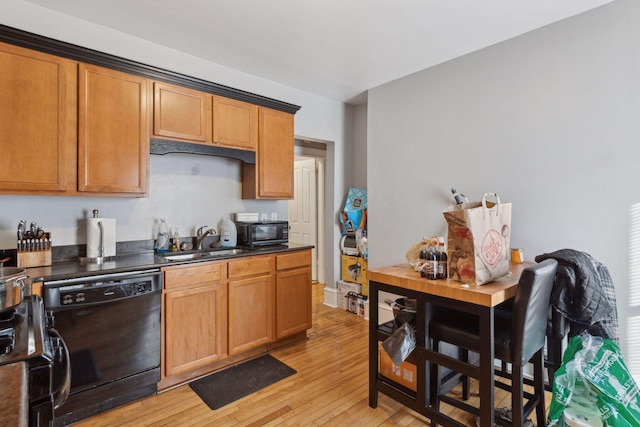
[368,262,530,427]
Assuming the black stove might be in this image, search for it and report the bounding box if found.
[0,296,70,426]
[0,308,17,355]
[0,296,46,365]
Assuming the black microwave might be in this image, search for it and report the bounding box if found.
[235,221,289,247]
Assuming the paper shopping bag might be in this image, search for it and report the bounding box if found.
[442,193,511,285]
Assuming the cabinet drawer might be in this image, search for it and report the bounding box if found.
[228,255,274,279]
[276,250,311,271]
[163,261,225,290]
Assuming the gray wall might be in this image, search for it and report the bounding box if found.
[353,103,368,190]
[368,0,640,368]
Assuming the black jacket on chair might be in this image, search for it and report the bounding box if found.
[535,249,619,342]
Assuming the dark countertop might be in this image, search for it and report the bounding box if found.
[24,243,314,285]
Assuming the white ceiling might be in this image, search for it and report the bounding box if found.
[27,0,614,104]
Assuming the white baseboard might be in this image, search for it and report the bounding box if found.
[323,287,394,325]
[323,285,338,308]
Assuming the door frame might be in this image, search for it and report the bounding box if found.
[292,139,327,286]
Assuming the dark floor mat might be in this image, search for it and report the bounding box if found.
[189,354,297,410]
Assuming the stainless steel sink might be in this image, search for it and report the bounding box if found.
[162,248,251,262]
[203,248,251,257]
[161,253,208,261]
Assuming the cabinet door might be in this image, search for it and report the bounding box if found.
[78,63,149,195]
[164,282,227,377]
[228,274,274,354]
[0,43,73,193]
[212,96,257,150]
[154,82,211,143]
[242,108,294,199]
[276,267,312,338]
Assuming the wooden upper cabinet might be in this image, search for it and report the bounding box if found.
[242,108,294,199]
[212,96,257,150]
[152,85,257,151]
[0,43,74,193]
[78,64,149,195]
[153,82,211,143]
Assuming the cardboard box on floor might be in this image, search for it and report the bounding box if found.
[378,343,417,391]
[341,255,368,295]
[337,280,361,310]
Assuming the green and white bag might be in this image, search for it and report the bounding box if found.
[548,333,640,426]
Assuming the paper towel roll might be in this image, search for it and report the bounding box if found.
[87,218,116,258]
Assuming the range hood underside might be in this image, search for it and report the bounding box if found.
[150,138,256,164]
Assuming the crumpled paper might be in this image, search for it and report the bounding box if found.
[406,241,426,273]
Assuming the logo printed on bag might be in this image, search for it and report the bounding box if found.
[481,229,503,267]
[451,226,472,240]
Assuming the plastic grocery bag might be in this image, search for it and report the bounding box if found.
[382,322,416,366]
[547,332,640,426]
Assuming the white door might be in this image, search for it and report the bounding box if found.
[289,157,318,281]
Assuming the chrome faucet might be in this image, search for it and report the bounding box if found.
[196,226,217,250]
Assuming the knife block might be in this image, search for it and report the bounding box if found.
[17,232,52,268]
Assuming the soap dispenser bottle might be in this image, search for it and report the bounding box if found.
[219,217,237,248]
[155,219,170,253]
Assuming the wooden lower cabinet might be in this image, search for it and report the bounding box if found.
[160,250,311,389]
[162,262,227,379]
[276,250,312,338]
[227,255,275,355]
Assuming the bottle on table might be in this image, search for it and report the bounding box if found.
[419,238,428,277]
[437,237,448,279]
[425,238,438,280]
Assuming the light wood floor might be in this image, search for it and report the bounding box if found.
[73,283,551,426]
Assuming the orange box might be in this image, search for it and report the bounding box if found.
[378,345,417,391]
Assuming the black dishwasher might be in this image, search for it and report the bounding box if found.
[43,269,162,426]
